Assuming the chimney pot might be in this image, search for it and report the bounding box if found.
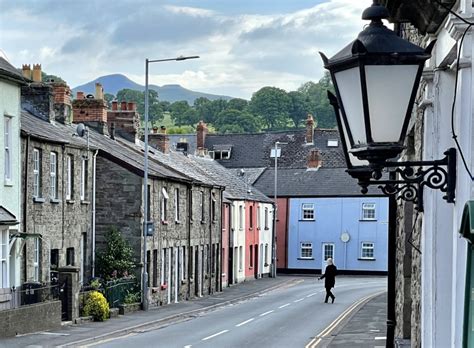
[95,83,104,100]
[127,102,135,111]
[77,91,85,100]
[111,101,118,111]
[120,101,127,111]
[32,64,42,82]
[152,126,159,134]
[306,113,315,144]
[196,120,208,154]
[22,64,32,80]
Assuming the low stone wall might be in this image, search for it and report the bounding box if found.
[0,301,61,338]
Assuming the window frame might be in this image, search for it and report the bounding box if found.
[360,242,375,259]
[66,155,73,200]
[0,230,8,288]
[4,116,12,182]
[300,242,313,259]
[200,191,205,222]
[362,202,376,220]
[239,205,243,230]
[174,188,180,222]
[264,207,269,229]
[34,238,40,281]
[301,203,315,221]
[80,158,88,201]
[50,152,58,199]
[161,187,169,223]
[33,148,42,198]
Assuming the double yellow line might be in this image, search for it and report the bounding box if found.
[305,290,386,348]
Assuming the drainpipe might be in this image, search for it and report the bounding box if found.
[91,149,98,278]
[220,189,224,292]
[187,184,192,300]
[23,136,30,237]
[208,189,213,295]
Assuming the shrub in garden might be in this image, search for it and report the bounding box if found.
[83,291,110,321]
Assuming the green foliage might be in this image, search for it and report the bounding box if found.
[123,291,141,304]
[116,89,163,124]
[167,125,195,134]
[83,291,109,321]
[249,86,291,130]
[226,98,248,111]
[96,227,136,280]
[214,109,261,133]
[170,101,192,126]
[103,93,115,108]
[298,72,336,128]
[90,278,102,290]
[41,71,65,83]
[288,91,310,128]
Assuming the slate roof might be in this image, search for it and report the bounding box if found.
[227,167,267,185]
[254,167,381,197]
[0,57,27,84]
[205,129,346,169]
[0,206,18,225]
[21,110,92,148]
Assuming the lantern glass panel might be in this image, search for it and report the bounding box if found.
[334,67,366,146]
[339,108,369,167]
[365,65,419,143]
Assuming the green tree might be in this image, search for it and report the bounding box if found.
[194,97,213,123]
[96,227,136,280]
[226,98,248,111]
[214,109,261,133]
[288,91,309,128]
[170,100,193,126]
[298,72,336,128]
[104,93,115,108]
[249,86,291,130]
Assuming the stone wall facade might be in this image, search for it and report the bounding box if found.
[21,136,93,285]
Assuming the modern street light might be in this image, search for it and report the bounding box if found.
[142,55,199,311]
[272,141,287,278]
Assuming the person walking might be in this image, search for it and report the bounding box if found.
[319,258,337,303]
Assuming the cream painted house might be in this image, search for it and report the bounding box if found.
[0,55,26,310]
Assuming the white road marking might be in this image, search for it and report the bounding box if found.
[236,318,255,327]
[306,292,317,298]
[37,332,70,336]
[279,303,291,308]
[374,337,387,340]
[184,345,192,348]
[202,330,229,341]
[259,310,274,317]
[294,298,305,303]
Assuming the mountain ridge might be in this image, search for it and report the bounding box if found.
[72,73,234,104]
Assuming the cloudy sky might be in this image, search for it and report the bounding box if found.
[1,0,368,99]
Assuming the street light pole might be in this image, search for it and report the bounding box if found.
[142,55,199,311]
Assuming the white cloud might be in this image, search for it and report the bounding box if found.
[1,0,371,99]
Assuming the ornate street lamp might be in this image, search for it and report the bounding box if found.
[322,1,456,210]
[321,1,435,166]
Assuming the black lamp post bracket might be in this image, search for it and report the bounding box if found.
[358,148,456,211]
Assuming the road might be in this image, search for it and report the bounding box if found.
[90,277,386,348]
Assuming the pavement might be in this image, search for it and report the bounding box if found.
[0,276,388,348]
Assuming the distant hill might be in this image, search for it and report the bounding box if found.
[72,74,233,104]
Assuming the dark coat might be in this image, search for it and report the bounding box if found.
[320,264,337,289]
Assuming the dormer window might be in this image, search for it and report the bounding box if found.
[211,145,232,160]
[270,148,281,158]
[327,140,339,147]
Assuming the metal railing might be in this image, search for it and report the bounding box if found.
[9,282,61,309]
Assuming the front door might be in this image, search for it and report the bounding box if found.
[321,243,335,271]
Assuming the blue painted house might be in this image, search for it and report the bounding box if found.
[288,197,388,272]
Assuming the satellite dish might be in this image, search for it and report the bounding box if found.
[76,123,86,137]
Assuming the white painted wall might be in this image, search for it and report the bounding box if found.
[231,200,246,283]
[258,202,272,276]
[0,78,22,289]
[421,4,474,346]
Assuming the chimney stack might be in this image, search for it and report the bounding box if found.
[148,126,169,153]
[51,82,72,124]
[72,91,109,135]
[95,83,104,100]
[106,98,140,141]
[307,149,322,169]
[22,64,32,80]
[32,64,42,82]
[306,114,314,144]
[196,120,208,156]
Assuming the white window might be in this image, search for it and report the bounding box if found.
[265,244,268,265]
[327,140,339,147]
[181,246,186,280]
[302,203,315,220]
[33,148,41,198]
[362,203,376,220]
[80,158,88,200]
[50,152,57,199]
[161,187,169,222]
[239,246,243,271]
[300,242,313,259]
[361,242,375,259]
[34,238,40,281]
[239,205,243,229]
[211,192,217,221]
[200,191,205,222]
[0,230,8,288]
[160,248,165,286]
[231,205,235,229]
[174,188,180,222]
[264,207,269,229]
[323,243,334,262]
[4,117,12,181]
[66,155,73,200]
